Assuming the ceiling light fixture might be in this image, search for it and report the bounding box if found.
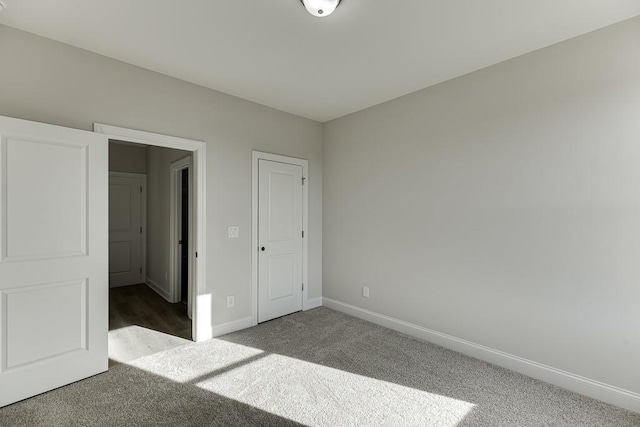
[300,0,341,18]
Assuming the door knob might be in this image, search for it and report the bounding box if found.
[261,247,266,251]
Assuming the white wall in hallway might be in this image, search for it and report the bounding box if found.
[109,142,147,174]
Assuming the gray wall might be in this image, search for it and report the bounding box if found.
[0,24,323,331]
[323,17,640,394]
[109,141,147,174]
[146,146,190,294]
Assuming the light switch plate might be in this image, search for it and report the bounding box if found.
[228,226,239,239]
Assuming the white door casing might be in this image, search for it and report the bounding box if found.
[258,159,304,323]
[0,115,108,407]
[109,172,145,288]
[94,123,210,342]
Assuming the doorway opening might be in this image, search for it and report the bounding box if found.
[180,168,189,305]
[96,123,209,367]
[108,141,194,365]
[170,156,193,320]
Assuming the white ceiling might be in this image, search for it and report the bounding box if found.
[1,1,639,122]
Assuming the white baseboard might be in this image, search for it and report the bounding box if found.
[322,297,640,413]
[145,277,171,302]
[304,297,323,310]
[211,316,253,338]
[109,282,134,289]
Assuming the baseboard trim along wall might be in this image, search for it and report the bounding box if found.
[145,277,171,302]
[322,297,640,413]
[109,282,133,289]
[304,297,323,310]
[211,316,253,338]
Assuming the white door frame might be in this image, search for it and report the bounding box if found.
[95,124,211,342]
[251,151,309,326]
[169,156,193,318]
[108,171,147,287]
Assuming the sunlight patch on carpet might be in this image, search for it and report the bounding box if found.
[195,352,475,426]
[128,339,474,426]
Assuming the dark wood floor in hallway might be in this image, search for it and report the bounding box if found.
[109,283,192,366]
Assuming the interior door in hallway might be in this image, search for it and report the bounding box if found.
[258,159,303,323]
[0,115,108,407]
[109,172,145,287]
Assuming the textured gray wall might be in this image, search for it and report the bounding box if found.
[323,17,640,393]
[0,24,323,331]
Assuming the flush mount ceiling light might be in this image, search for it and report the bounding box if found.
[300,0,341,18]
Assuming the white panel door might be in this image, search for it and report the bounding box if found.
[0,116,108,407]
[258,160,303,323]
[109,173,144,287]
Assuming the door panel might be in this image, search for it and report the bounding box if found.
[268,172,295,240]
[0,115,108,407]
[258,160,303,323]
[109,242,132,273]
[108,173,143,287]
[5,280,86,368]
[3,137,86,261]
[268,254,295,300]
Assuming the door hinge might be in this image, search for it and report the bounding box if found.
[140,227,142,234]
[302,283,304,291]
[195,252,198,258]
[139,267,142,274]
[302,230,304,238]
[140,186,143,193]
[302,177,306,186]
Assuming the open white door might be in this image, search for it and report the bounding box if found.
[258,159,303,323]
[0,116,108,407]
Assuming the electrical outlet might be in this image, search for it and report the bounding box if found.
[227,295,235,308]
[362,286,370,298]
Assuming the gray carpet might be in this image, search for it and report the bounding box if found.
[1,307,638,426]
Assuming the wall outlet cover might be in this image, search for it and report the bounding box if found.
[362,286,370,298]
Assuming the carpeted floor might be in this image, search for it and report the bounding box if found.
[1,307,638,426]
